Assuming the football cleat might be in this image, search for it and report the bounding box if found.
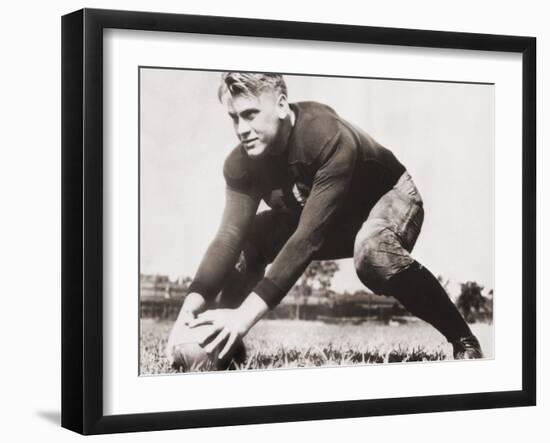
[452,335,484,360]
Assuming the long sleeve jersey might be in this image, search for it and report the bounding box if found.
[188,101,406,308]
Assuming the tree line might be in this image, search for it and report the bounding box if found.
[140,260,493,323]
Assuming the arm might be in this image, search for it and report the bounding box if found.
[189,136,357,359]
[253,132,357,308]
[187,187,260,304]
[166,187,259,362]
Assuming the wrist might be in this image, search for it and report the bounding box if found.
[237,292,269,334]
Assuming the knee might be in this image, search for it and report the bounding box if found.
[354,233,388,294]
[354,226,415,294]
[244,210,297,266]
[240,211,274,269]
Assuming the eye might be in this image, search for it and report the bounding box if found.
[242,110,258,121]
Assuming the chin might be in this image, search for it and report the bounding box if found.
[244,144,268,158]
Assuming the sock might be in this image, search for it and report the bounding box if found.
[384,261,472,342]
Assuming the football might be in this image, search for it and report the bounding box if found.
[168,323,217,371]
[167,323,247,372]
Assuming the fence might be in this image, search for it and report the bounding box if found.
[140,296,406,322]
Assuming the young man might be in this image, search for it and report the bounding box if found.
[166,72,483,368]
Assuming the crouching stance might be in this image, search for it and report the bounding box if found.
[166,72,482,370]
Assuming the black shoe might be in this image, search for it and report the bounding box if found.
[451,335,484,360]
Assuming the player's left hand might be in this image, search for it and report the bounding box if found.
[188,309,248,360]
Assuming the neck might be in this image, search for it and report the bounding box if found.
[271,110,295,156]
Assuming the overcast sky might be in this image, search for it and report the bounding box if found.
[140,68,494,298]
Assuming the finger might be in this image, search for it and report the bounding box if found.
[197,324,223,347]
[188,317,214,328]
[203,329,227,355]
[219,332,238,360]
[203,328,229,355]
[176,308,195,326]
[190,310,218,325]
[181,311,197,324]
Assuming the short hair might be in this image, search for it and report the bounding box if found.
[217,72,288,102]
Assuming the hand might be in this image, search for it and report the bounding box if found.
[189,292,269,360]
[165,292,206,363]
[189,309,249,360]
[179,292,207,324]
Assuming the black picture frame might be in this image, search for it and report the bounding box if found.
[61,8,536,435]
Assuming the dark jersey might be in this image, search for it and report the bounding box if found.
[189,101,406,308]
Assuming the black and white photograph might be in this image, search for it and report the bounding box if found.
[139,68,495,375]
[1,0,546,439]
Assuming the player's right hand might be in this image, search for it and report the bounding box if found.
[165,292,207,364]
[179,292,207,324]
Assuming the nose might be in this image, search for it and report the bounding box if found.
[236,118,251,139]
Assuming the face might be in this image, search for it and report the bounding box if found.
[223,91,288,158]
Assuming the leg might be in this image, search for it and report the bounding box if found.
[216,209,298,308]
[354,172,482,358]
[354,172,425,294]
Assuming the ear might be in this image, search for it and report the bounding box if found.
[275,94,290,119]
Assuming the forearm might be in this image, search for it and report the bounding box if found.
[188,232,243,300]
[188,187,259,301]
[252,174,351,308]
[254,227,319,307]
[236,292,269,335]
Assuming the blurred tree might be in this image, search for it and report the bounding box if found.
[177,276,193,291]
[484,289,494,323]
[456,281,487,323]
[295,260,339,319]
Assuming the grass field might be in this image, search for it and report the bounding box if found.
[140,318,493,375]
